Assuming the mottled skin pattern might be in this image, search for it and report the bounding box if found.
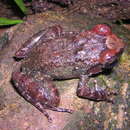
[32,0,73,12]
[12,24,125,122]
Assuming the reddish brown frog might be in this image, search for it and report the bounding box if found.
[12,24,125,122]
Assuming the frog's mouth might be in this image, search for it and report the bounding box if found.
[102,34,125,69]
[99,41,124,69]
[103,49,123,69]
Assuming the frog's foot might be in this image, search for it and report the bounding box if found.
[34,103,73,123]
[77,75,117,103]
[12,71,73,122]
[47,105,73,113]
[33,102,52,122]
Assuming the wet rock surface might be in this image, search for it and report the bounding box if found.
[0,12,130,130]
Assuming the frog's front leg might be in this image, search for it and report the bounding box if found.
[12,71,73,122]
[77,75,117,103]
[15,25,63,59]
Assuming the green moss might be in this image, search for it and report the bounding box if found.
[120,53,130,64]
[63,111,105,130]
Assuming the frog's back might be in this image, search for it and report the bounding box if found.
[21,36,79,79]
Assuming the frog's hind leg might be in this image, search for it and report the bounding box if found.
[12,71,73,122]
[77,75,117,103]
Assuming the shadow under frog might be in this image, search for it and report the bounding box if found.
[11,24,125,122]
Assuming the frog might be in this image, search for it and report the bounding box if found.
[12,24,125,122]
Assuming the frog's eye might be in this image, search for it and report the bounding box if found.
[92,24,112,36]
[99,49,117,64]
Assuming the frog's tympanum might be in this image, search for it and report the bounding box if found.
[12,24,125,122]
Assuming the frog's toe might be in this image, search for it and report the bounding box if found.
[48,106,74,113]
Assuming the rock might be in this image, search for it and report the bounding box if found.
[0,11,129,130]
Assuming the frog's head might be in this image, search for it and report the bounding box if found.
[94,24,125,68]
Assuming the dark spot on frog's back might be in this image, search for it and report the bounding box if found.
[12,24,125,122]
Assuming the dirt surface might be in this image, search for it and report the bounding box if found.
[1,0,130,22]
[62,0,130,21]
[0,12,130,130]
